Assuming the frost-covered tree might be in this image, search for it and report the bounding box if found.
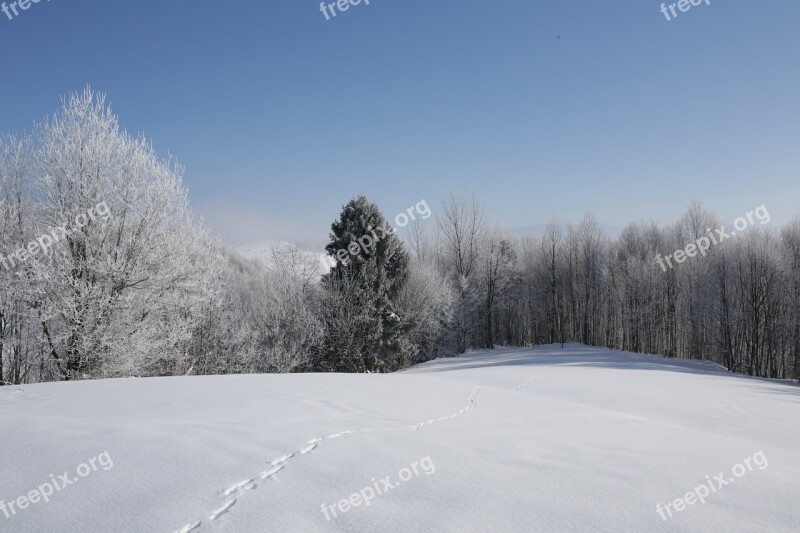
[395,262,455,365]
[436,192,485,352]
[322,196,410,372]
[184,242,324,376]
[2,88,216,379]
[0,134,37,385]
[781,219,800,380]
[478,227,517,349]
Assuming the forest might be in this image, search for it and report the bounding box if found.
[2,90,798,384]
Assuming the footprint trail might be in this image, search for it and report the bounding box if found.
[173,387,480,532]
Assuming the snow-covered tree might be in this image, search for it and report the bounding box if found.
[322,196,410,372]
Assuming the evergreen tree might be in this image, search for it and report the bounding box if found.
[322,196,410,372]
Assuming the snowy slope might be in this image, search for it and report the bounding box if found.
[234,240,331,271]
[1,344,798,532]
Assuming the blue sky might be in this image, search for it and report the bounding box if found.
[1,0,798,245]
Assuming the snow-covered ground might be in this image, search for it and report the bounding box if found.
[1,344,798,532]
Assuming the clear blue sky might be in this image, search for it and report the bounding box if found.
[1,0,798,245]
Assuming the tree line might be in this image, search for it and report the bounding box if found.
[1,89,797,384]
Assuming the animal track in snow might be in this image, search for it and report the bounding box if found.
[299,443,317,454]
[258,463,285,480]
[223,478,252,496]
[411,388,478,430]
[174,521,200,533]
[209,499,236,520]
[174,387,480,532]
[512,375,546,392]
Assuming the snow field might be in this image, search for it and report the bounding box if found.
[1,344,798,532]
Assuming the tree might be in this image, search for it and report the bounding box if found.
[395,262,454,364]
[436,191,485,352]
[0,134,36,385]
[28,88,214,379]
[479,227,517,348]
[541,217,563,345]
[322,196,410,372]
[781,219,800,380]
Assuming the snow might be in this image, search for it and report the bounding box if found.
[1,344,798,532]
[234,240,331,271]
